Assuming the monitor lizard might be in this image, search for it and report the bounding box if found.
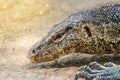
[27,4,120,64]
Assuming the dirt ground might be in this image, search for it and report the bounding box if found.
[0,0,120,80]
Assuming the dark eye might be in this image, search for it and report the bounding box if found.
[56,33,64,39]
[52,32,66,43]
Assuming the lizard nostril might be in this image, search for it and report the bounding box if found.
[32,49,36,54]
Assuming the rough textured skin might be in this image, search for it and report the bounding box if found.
[25,53,120,68]
[28,4,120,63]
[75,62,120,80]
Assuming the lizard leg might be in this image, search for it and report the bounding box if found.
[89,61,106,70]
[74,70,103,80]
[77,65,102,74]
[82,66,103,74]
[74,65,103,80]
[93,74,120,80]
[104,62,117,67]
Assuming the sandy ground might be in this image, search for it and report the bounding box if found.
[0,0,120,80]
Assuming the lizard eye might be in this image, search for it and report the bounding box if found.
[52,32,66,43]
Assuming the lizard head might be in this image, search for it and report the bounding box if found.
[27,21,120,63]
[27,22,93,63]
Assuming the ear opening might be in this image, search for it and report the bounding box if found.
[83,26,92,37]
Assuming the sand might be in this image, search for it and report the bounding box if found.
[0,0,119,80]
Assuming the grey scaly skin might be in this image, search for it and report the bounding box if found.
[27,4,120,63]
[74,62,120,80]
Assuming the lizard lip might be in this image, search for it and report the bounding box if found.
[27,54,39,63]
[27,53,36,59]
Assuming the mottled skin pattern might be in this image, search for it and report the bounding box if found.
[75,62,120,80]
[28,4,120,63]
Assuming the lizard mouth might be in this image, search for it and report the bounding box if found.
[27,52,56,63]
[27,55,37,63]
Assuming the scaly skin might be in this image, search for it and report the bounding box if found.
[28,4,120,63]
[75,62,120,80]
